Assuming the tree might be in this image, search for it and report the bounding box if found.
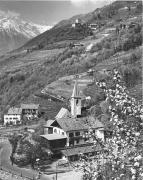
[76,69,143,180]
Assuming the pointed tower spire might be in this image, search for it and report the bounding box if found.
[71,79,80,98]
[71,77,82,117]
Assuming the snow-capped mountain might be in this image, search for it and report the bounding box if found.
[0,12,51,55]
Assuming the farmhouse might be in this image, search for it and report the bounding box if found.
[72,18,82,28]
[41,79,105,161]
[21,104,39,119]
[4,107,22,125]
[88,23,98,30]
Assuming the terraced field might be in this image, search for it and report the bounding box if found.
[43,71,95,99]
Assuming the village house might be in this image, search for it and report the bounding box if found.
[21,104,39,119]
[4,107,22,125]
[41,79,105,161]
[88,23,98,30]
[72,18,82,28]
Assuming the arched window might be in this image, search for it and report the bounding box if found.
[54,129,57,133]
[62,132,65,135]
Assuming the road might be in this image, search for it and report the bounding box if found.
[0,140,51,180]
[0,140,82,180]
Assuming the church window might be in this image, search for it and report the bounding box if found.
[76,99,79,105]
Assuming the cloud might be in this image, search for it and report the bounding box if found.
[70,0,115,7]
[0,9,20,18]
[70,0,88,7]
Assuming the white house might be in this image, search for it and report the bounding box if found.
[4,107,22,125]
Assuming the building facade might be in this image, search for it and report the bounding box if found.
[4,107,22,125]
[21,104,39,119]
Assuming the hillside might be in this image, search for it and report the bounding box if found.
[17,0,142,51]
[54,0,141,28]
[0,0,142,123]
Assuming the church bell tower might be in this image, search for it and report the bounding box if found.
[70,78,81,118]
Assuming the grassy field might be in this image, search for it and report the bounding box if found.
[0,49,64,74]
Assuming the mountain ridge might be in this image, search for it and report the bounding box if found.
[0,13,51,55]
[0,0,142,121]
[18,0,142,51]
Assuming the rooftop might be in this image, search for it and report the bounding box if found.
[55,108,70,120]
[51,116,104,132]
[21,104,39,109]
[61,144,101,156]
[41,134,67,141]
[7,107,22,115]
[44,120,55,127]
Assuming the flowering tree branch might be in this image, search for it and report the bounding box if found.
[77,69,143,180]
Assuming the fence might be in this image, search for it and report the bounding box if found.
[0,166,39,180]
[0,167,33,180]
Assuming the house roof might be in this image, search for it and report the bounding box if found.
[51,116,104,132]
[8,107,22,115]
[55,108,70,120]
[61,144,101,156]
[44,120,55,127]
[21,104,39,109]
[41,134,67,140]
[55,117,87,132]
[82,116,104,129]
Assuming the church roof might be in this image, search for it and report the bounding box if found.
[55,108,70,120]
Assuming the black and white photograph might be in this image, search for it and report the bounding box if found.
[0,0,142,179]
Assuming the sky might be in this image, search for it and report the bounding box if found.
[0,0,114,26]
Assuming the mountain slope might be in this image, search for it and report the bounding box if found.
[54,1,141,28]
[0,14,51,55]
[0,0,142,122]
[19,0,142,51]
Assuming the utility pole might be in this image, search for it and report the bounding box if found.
[55,162,58,180]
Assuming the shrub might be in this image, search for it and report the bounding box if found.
[78,69,143,180]
[120,65,141,87]
[90,43,102,53]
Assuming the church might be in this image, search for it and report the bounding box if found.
[41,79,105,161]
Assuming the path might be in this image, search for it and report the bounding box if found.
[0,141,51,180]
[0,140,82,180]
